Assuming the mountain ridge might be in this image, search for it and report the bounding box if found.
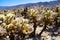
[0,0,60,10]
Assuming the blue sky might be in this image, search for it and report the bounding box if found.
[0,0,56,6]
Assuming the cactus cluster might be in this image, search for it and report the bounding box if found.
[0,5,60,40]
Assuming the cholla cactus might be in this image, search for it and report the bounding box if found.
[6,23,17,33]
[41,10,58,23]
[22,24,34,34]
[0,14,6,23]
[0,26,6,36]
[1,23,6,28]
[11,17,29,26]
[7,17,34,35]
[14,17,33,34]
[27,9,39,18]
[6,13,15,24]
[38,10,58,36]
[48,10,58,22]
[27,9,39,36]
[20,8,24,13]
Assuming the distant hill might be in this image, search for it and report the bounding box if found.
[0,0,60,10]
